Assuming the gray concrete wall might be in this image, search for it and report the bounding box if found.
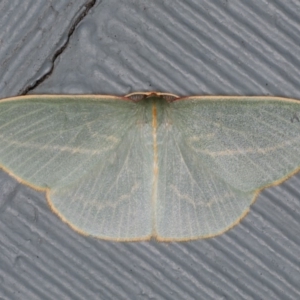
[0,1,299,299]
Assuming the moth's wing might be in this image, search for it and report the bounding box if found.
[0,95,153,241]
[156,97,300,241]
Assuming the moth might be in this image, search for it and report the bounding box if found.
[0,92,299,241]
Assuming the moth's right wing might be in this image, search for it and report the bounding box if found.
[155,96,300,241]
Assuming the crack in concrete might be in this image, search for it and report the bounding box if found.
[21,0,97,95]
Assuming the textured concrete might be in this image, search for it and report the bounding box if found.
[0,0,95,98]
[0,0,300,299]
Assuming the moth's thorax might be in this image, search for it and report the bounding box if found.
[137,96,172,150]
[139,96,170,127]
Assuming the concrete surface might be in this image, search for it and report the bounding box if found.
[0,0,299,299]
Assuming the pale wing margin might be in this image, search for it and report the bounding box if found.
[0,95,153,240]
[156,96,300,240]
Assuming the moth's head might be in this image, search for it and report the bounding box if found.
[126,92,178,103]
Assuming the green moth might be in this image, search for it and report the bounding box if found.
[0,92,299,241]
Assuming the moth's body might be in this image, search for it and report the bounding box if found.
[0,92,300,241]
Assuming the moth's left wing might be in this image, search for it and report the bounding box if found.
[0,95,154,241]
